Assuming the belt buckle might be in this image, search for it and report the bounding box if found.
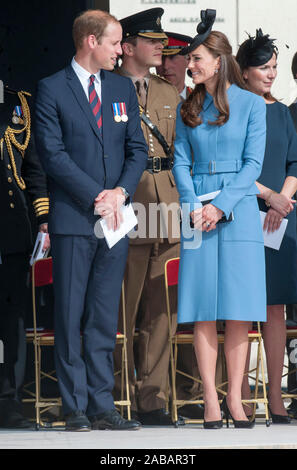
[208,160,216,175]
[153,156,161,173]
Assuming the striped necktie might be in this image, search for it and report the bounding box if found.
[88,74,102,130]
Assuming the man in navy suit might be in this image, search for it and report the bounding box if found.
[35,9,147,431]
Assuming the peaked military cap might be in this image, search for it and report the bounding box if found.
[236,29,278,70]
[180,9,216,55]
[120,8,168,41]
[162,32,192,56]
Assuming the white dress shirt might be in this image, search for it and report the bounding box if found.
[71,57,102,102]
[180,86,187,101]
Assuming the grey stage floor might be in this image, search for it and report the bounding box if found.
[0,420,296,450]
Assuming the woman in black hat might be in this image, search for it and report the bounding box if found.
[173,10,267,429]
[237,30,297,424]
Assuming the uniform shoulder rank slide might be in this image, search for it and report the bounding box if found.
[112,102,128,122]
[12,105,24,125]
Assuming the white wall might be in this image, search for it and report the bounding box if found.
[110,0,297,104]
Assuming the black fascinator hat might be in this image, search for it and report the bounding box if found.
[180,9,216,55]
[236,28,278,70]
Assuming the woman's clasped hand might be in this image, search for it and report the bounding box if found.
[190,204,224,232]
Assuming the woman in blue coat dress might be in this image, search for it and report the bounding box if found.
[237,30,297,424]
[173,10,267,428]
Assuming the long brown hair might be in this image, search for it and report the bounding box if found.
[181,31,246,128]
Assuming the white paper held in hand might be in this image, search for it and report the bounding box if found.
[260,211,288,250]
[100,203,138,249]
[30,232,49,265]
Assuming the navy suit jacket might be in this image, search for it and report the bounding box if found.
[35,65,147,235]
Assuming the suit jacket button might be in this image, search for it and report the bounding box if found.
[8,190,13,196]
[10,203,15,209]
[7,164,11,170]
[8,177,12,183]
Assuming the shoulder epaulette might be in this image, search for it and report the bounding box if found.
[151,73,173,86]
[3,90,32,190]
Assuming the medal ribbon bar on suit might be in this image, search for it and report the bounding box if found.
[112,102,121,122]
[119,102,128,122]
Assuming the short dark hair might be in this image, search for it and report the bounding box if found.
[121,35,138,47]
[73,9,119,50]
[292,52,297,79]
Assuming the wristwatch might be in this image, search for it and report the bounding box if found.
[118,186,129,200]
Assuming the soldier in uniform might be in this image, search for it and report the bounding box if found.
[0,86,49,427]
[113,8,183,425]
[156,32,193,100]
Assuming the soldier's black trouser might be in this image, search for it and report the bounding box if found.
[0,252,28,409]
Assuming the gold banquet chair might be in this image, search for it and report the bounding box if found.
[26,257,131,429]
[164,257,270,427]
[26,257,62,430]
[113,282,132,419]
[280,326,297,402]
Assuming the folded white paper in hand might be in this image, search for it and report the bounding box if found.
[30,232,49,265]
[100,203,138,249]
[260,211,288,250]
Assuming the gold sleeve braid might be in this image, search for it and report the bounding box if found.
[3,91,32,190]
[33,197,49,217]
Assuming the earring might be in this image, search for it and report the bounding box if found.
[214,69,218,74]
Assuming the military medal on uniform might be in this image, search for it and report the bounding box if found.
[119,102,128,122]
[112,102,121,122]
[12,105,24,125]
[112,102,128,122]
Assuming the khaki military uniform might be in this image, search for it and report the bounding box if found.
[114,71,180,413]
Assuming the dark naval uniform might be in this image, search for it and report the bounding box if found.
[0,88,49,427]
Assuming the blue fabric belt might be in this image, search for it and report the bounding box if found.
[193,160,242,175]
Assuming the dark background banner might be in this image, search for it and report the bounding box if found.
[0,0,109,98]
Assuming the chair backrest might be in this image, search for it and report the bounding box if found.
[165,257,180,287]
[32,257,53,287]
[31,257,53,338]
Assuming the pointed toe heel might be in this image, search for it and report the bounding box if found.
[269,407,291,424]
[203,419,223,429]
[222,397,255,429]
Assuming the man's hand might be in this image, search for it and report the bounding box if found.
[39,223,50,251]
[94,187,125,231]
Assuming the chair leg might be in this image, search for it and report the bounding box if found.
[34,341,41,430]
[123,338,131,420]
[259,336,270,427]
[170,339,179,426]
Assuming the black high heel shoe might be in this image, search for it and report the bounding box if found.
[203,419,223,429]
[221,397,255,429]
[268,406,291,424]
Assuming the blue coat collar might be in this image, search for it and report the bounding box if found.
[203,84,240,111]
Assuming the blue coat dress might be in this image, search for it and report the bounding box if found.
[173,84,267,323]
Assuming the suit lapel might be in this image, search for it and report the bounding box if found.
[101,70,112,148]
[65,65,103,145]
